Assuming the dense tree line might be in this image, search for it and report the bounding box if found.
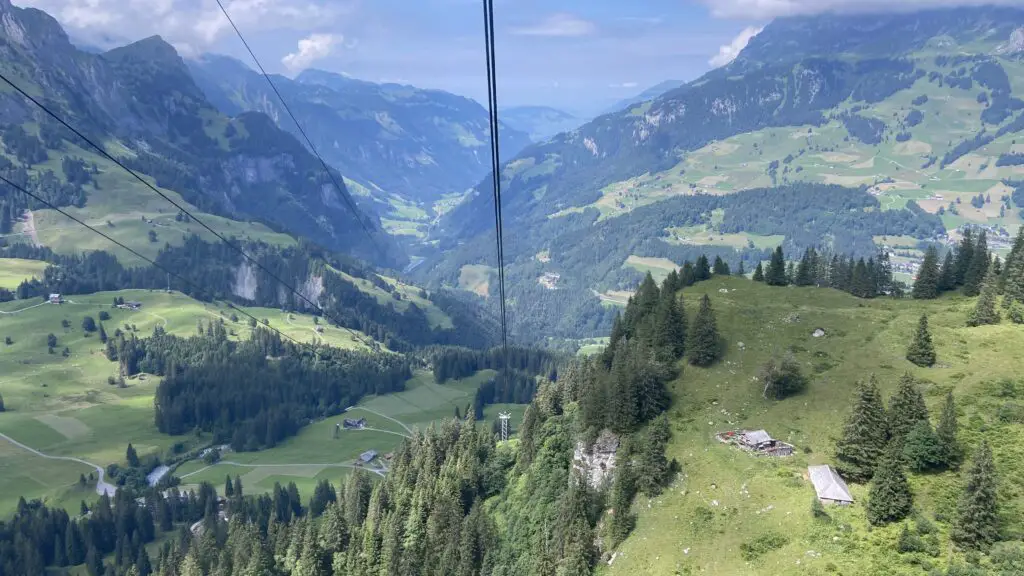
[0,160,90,234]
[755,245,897,298]
[430,346,561,383]
[0,480,233,575]
[144,324,411,451]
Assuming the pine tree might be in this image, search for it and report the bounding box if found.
[653,285,685,360]
[712,255,730,275]
[766,246,788,286]
[938,250,956,292]
[126,443,139,468]
[736,261,745,276]
[867,442,913,526]
[936,391,962,468]
[902,420,945,472]
[687,294,721,367]
[795,250,814,286]
[608,340,638,433]
[888,373,929,444]
[952,441,999,549]
[835,377,889,482]
[954,228,975,287]
[136,547,153,576]
[912,246,941,299]
[0,392,4,412]
[752,262,765,282]
[602,313,624,369]
[963,231,989,296]
[518,404,538,466]
[607,466,635,547]
[759,354,808,400]
[906,314,937,367]
[1002,227,1024,304]
[967,267,1001,327]
[695,255,711,281]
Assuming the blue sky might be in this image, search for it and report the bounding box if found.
[19,0,1022,115]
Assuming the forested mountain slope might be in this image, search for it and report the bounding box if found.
[420,6,1024,341]
[0,0,399,266]
[189,56,531,210]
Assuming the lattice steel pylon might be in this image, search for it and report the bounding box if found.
[498,412,511,442]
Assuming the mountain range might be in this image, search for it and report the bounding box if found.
[0,0,400,266]
[417,5,1024,339]
[188,55,532,208]
[499,105,584,142]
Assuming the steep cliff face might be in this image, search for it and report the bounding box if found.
[573,430,620,490]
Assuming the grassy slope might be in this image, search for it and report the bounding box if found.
[0,258,48,289]
[11,140,295,266]
[0,289,371,516]
[603,276,1024,576]
[548,59,1024,264]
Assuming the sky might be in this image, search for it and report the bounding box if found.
[16,0,1024,115]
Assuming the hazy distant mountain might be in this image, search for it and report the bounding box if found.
[602,79,684,115]
[500,106,583,142]
[188,57,531,204]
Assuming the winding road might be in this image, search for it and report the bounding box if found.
[0,431,116,496]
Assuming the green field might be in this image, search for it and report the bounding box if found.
[0,258,48,289]
[602,276,1024,576]
[0,284,509,514]
[172,369,502,498]
[0,288,376,515]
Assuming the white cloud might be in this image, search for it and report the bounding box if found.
[608,82,639,89]
[282,33,339,72]
[510,13,596,37]
[709,25,763,67]
[19,0,349,51]
[698,0,1024,19]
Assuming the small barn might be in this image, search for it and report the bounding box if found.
[808,465,854,506]
[49,294,62,304]
[740,430,774,450]
[344,418,367,429]
[359,450,378,463]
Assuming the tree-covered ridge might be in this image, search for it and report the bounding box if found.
[3,235,495,351]
[422,182,939,340]
[0,1,397,265]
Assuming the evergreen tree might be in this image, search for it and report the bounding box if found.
[602,313,624,369]
[752,262,765,282]
[233,475,243,498]
[653,285,685,360]
[98,323,108,344]
[888,373,929,444]
[912,246,941,299]
[695,255,711,281]
[795,250,815,286]
[835,377,889,482]
[0,392,4,412]
[936,391,962,468]
[736,261,745,276]
[126,443,139,468]
[1002,227,1024,305]
[954,228,975,287]
[712,256,730,275]
[938,250,956,292]
[867,442,913,525]
[963,231,989,296]
[518,404,538,466]
[82,315,97,333]
[902,420,945,472]
[635,414,672,496]
[136,547,152,576]
[608,340,639,433]
[687,294,721,367]
[967,267,1001,327]
[766,246,788,286]
[607,466,635,547]
[906,314,937,367]
[952,441,999,549]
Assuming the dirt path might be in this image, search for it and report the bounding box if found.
[180,460,386,479]
[346,406,414,435]
[0,431,116,496]
[0,301,47,315]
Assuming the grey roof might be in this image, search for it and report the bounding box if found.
[808,465,854,502]
[742,430,773,445]
[360,450,378,462]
